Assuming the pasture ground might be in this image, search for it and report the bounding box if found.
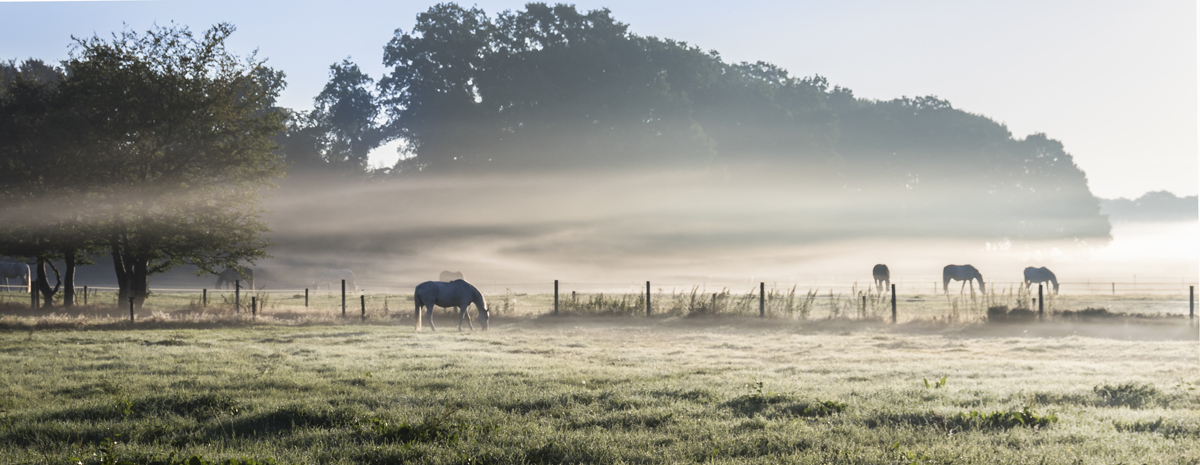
[0,314,1198,464]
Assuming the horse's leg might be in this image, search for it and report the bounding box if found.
[426,305,437,331]
[959,280,966,294]
[462,306,474,330]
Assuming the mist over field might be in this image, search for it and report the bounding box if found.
[237,169,1195,294]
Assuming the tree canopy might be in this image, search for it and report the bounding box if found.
[327,2,1108,238]
[0,24,286,307]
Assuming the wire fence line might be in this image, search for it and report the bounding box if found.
[1,277,1195,324]
[1,280,1196,297]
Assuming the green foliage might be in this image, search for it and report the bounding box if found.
[1114,417,1199,438]
[1094,382,1161,408]
[366,2,1109,238]
[723,382,847,419]
[363,404,467,445]
[0,23,285,308]
[949,407,1058,430]
[281,59,384,173]
[73,447,277,465]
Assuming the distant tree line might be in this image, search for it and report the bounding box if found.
[0,24,283,308]
[285,2,1107,237]
[1100,191,1198,223]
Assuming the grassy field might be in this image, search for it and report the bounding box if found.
[0,313,1197,464]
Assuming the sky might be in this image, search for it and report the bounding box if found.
[0,0,1195,199]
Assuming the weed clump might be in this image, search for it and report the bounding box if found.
[1094,382,1160,408]
[1114,417,1199,438]
[780,400,847,418]
[985,306,1036,323]
[723,382,846,418]
[364,405,467,445]
[949,407,1058,430]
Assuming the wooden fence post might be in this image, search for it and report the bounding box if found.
[1038,284,1044,321]
[1189,285,1194,324]
[202,288,206,307]
[252,296,257,318]
[84,286,88,306]
[341,279,346,318]
[361,295,366,321]
[30,286,35,310]
[305,288,309,307]
[554,280,559,315]
[861,295,866,318]
[129,297,135,323]
[759,282,765,318]
[235,280,241,314]
[891,284,897,324]
[646,281,651,317]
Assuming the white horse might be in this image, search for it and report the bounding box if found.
[943,264,986,294]
[1023,267,1059,295]
[313,269,356,292]
[0,262,30,292]
[215,268,253,290]
[872,264,890,293]
[414,279,489,331]
[439,270,465,282]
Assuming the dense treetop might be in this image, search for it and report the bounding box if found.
[281,2,1106,237]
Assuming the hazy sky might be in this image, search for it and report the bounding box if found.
[1,0,1195,198]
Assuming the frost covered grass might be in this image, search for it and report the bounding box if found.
[0,316,1197,464]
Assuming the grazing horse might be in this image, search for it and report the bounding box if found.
[439,270,465,282]
[1023,267,1059,295]
[414,279,489,331]
[0,262,30,292]
[943,265,986,294]
[215,268,253,290]
[872,264,890,293]
[313,269,356,292]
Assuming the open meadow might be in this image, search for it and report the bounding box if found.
[0,308,1198,464]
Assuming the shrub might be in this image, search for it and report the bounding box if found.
[364,404,467,445]
[1094,382,1160,408]
[949,407,1057,430]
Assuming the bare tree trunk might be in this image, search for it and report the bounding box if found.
[131,257,149,309]
[63,249,76,307]
[110,237,129,307]
[36,257,60,307]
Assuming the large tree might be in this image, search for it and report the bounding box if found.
[0,59,106,307]
[280,59,385,174]
[54,23,285,308]
[371,2,1108,238]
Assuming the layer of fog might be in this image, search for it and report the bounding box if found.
[211,169,1197,295]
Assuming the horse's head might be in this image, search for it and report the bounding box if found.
[479,308,489,330]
